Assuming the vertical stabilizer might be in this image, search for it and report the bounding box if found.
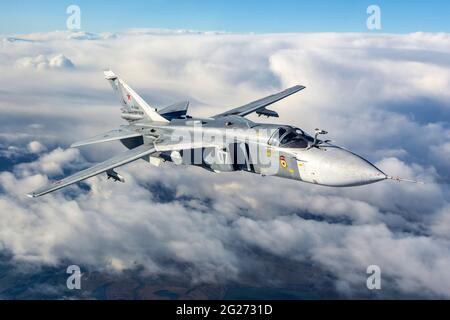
[104,70,169,123]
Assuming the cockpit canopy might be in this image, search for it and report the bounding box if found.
[268,126,314,149]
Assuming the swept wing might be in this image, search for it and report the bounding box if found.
[28,144,156,198]
[213,85,305,118]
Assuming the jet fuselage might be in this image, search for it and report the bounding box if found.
[125,115,387,187]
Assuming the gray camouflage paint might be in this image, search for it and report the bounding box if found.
[28,71,388,198]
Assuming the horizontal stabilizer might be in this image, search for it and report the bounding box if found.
[71,127,142,148]
[27,144,156,198]
[158,101,189,120]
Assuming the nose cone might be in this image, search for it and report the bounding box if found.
[350,157,386,185]
[318,147,387,187]
[338,150,386,186]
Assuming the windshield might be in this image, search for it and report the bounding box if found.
[269,127,313,148]
[281,131,308,148]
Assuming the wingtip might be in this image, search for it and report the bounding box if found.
[26,193,36,199]
[291,85,306,91]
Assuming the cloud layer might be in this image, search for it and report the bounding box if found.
[1,30,450,298]
[16,54,75,70]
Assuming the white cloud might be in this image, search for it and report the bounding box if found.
[67,31,117,41]
[15,147,82,177]
[16,54,75,70]
[27,141,46,154]
[1,30,450,297]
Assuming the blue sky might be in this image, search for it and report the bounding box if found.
[0,0,449,34]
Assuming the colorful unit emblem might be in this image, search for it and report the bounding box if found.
[280,155,288,169]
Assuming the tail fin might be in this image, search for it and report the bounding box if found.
[104,70,169,123]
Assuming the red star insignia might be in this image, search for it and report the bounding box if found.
[127,94,131,101]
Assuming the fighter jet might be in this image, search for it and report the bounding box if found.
[28,70,417,198]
